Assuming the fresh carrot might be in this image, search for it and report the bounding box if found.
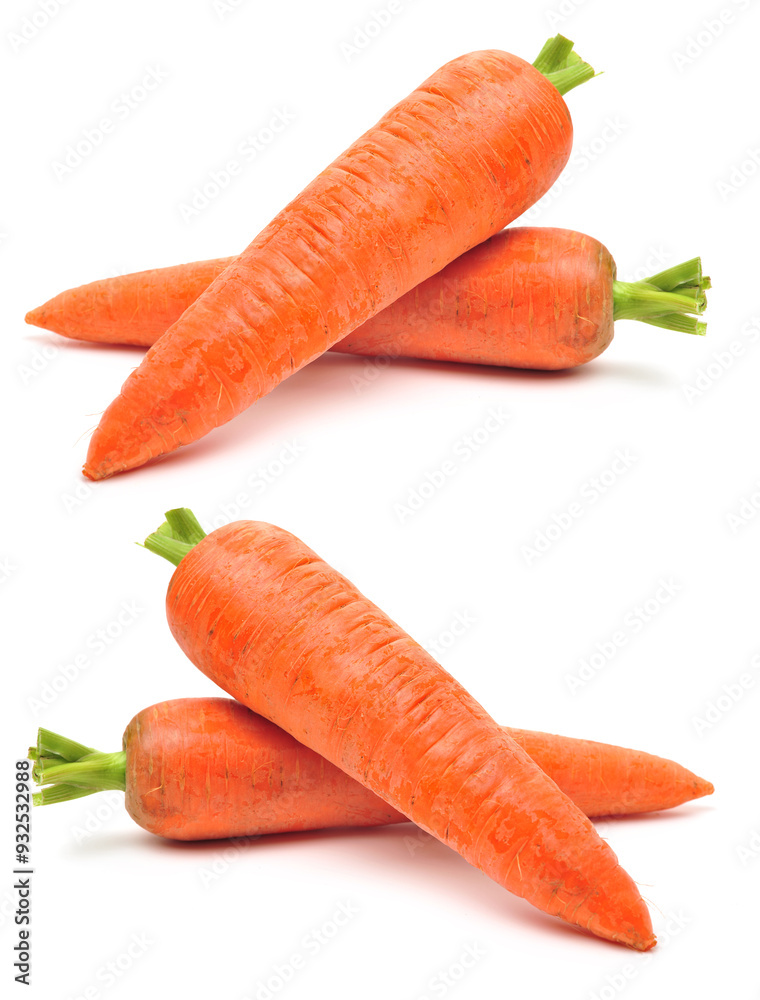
[142,508,655,949]
[27,232,709,365]
[30,698,714,841]
[82,37,595,479]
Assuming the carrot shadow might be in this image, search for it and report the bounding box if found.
[52,335,674,485]
[70,812,692,951]
[22,331,147,356]
[109,350,670,481]
[592,802,716,825]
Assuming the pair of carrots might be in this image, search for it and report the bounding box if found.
[34,509,714,952]
[24,36,707,476]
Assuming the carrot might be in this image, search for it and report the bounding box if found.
[142,508,655,949]
[30,698,714,841]
[82,37,595,479]
[27,232,709,365]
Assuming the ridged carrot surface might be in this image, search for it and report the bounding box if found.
[83,49,574,478]
[159,519,655,949]
[30,697,714,840]
[121,699,712,839]
[27,227,709,368]
[340,227,615,367]
[27,230,613,368]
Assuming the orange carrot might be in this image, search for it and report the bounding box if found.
[82,38,594,479]
[27,232,708,364]
[30,698,713,841]
[142,508,655,949]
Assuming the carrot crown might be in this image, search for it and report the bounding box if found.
[143,508,207,566]
[612,257,710,336]
[29,728,125,806]
[533,35,596,96]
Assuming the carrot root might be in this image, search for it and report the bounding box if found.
[30,716,715,818]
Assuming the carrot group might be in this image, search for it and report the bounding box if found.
[138,508,655,949]
[26,229,708,367]
[25,32,716,958]
[82,39,593,479]
[31,697,712,839]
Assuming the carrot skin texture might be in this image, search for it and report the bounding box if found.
[124,697,403,839]
[83,51,574,478]
[26,259,231,349]
[123,698,714,841]
[342,228,616,369]
[29,229,615,369]
[164,523,655,949]
[507,728,714,817]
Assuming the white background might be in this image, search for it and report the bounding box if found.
[3,0,759,996]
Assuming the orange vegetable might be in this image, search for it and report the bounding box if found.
[27,231,708,366]
[142,509,655,950]
[31,697,713,841]
[82,39,594,478]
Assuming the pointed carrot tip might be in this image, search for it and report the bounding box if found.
[630,931,657,952]
[696,777,715,798]
[25,307,44,327]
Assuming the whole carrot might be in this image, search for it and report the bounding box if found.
[31,698,713,840]
[143,509,655,949]
[83,37,595,478]
[27,231,708,364]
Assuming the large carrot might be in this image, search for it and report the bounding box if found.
[27,232,709,366]
[82,37,595,479]
[142,508,655,949]
[31,697,713,840]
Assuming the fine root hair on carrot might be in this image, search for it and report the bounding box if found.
[612,256,710,335]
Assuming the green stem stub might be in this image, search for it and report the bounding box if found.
[143,507,207,567]
[534,34,597,96]
[612,257,710,336]
[30,728,126,805]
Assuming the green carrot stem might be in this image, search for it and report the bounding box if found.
[144,508,206,566]
[37,727,95,763]
[30,727,126,804]
[33,784,99,807]
[533,34,575,73]
[533,34,596,96]
[34,751,126,795]
[645,257,704,292]
[640,313,707,336]
[142,534,195,566]
[612,257,709,334]
[164,508,207,545]
[614,283,701,320]
[545,61,596,95]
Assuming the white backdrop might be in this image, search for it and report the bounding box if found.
[3,0,759,996]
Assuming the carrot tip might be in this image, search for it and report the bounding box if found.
[633,933,657,952]
[695,778,715,799]
[25,307,44,328]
